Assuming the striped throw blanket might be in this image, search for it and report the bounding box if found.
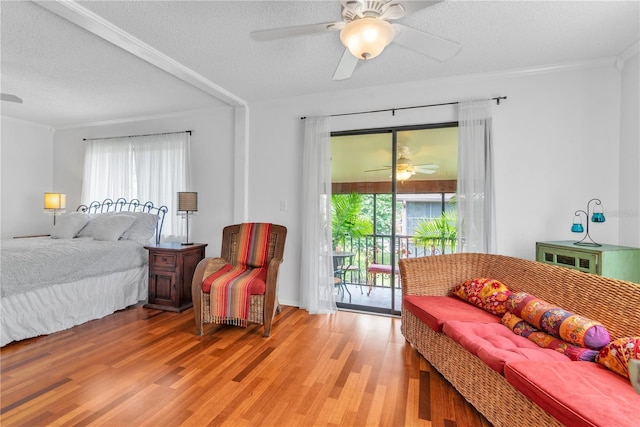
[203,223,272,327]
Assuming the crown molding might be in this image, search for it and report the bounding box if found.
[421,57,619,87]
[53,105,235,131]
[34,1,247,108]
[1,114,56,132]
[279,56,619,109]
[617,40,640,69]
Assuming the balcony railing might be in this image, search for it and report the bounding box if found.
[335,233,455,291]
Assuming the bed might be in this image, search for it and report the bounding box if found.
[1,198,167,346]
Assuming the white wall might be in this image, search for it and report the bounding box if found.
[248,61,626,307]
[12,59,636,309]
[52,107,236,256]
[618,50,640,247]
[0,117,55,238]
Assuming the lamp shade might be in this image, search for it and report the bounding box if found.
[178,192,198,212]
[340,17,395,60]
[44,193,66,210]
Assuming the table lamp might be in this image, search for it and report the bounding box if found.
[44,193,66,226]
[177,192,197,245]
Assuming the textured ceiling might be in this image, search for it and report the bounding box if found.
[1,1,638,127]
[0,1,224,127]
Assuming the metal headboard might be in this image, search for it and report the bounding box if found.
[76,198,168,244]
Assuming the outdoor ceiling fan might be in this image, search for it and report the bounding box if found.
[250,0,461,80]
[365,146,439,181]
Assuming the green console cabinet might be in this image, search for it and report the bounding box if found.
[536,241,640,283]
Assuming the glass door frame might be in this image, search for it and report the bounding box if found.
[331,121,458,316]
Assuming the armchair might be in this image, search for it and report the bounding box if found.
[191,223,287,337]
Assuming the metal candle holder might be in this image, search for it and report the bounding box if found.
[572,198,605,247]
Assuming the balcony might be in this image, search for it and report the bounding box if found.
[334,233,454,313]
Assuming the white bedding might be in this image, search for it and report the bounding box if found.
[1,267,146,346]
[0,237,149,346]
[1,237,147,296]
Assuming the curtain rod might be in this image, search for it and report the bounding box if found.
[83,130,192,141]
[300,96,507,120]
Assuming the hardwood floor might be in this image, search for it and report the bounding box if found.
[1,305,491,427]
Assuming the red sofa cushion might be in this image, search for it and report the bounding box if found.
[442,321,569,374]
[403,296,500,332]
[505,360,640,427]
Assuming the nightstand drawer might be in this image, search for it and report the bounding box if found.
[150,252,177,268]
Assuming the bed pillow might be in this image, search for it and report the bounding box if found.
[507,292,610,350]
[91,214,137,241]
[120,212,159,244]
[77,212,114,238]
[51,212,91,239]
[596,336,640,379]
[452,277,512,315]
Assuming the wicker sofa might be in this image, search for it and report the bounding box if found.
[399,253,640,427]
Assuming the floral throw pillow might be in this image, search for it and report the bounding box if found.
[596,336,640,379]
[452,278,511,315]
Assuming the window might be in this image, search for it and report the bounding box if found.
[82,132,191,240]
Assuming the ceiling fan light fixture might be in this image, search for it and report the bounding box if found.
[340,17,394,60]
[395,169,414,182]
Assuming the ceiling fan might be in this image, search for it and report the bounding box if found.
[365,146,439,181]
[1,93,23,103]
[250,0,461,80]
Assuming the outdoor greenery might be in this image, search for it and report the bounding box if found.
[332,192,458,251]
[413,209,458,254]
[360,194,402,235]
[331,192,457,275]
[331,193,373,250]
[330,192,458,291]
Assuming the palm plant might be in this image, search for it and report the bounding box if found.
[413,209,457,254]
[331,193,373,250]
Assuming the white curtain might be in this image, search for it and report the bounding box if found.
[134,133,191,241]
[299,116,337,314]
[82,132,191,241]
[82,138,135,201]
[456,100,496,253]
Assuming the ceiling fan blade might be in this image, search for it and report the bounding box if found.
[415,168,437,174]
[392,23,461,61]
[332,49,359,81]
[381,1,442,20]
[1,93,23,103]
[250,21,343,41]
[414,165,439,174]
[365,167,392,172]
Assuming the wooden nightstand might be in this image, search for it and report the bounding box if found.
[144,242,207,312]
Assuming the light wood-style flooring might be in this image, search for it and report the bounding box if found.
[1,305,491,427]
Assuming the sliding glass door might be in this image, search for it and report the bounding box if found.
[331,123,458,315]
